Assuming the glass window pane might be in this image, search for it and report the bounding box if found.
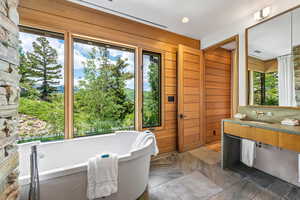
[18,27,65,143]
[253,71,263,105]
[142,51,161,128]
[252,71,279,106]
[265,72,279,105]
[73,39,135,137]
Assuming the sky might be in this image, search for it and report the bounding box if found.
[20,32,65,85]
[19,31,149,90]
[73,41,136,89]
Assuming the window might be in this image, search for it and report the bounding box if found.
[252,71,279,105]
[73,38,136,137]
[18,26,163,142]
[18,27,65,143]
[142,51,162,128]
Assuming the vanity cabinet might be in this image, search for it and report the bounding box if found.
[224,121,300,152]
[278,132,300,153]
[252,128,278,146]
[224,122,278,146]
[223,122,252,139]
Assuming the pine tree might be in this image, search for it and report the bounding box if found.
[27,37,62,101]
[75,46,134,133]
[19,46,40,99]
[19,47,34,84]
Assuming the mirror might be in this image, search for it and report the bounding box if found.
[247,7,300,107]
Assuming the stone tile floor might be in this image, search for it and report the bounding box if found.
[143,146,300,200]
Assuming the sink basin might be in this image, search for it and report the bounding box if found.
[241,120,274,125]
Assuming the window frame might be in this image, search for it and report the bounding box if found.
[138,47,165,131]
[250,70,279,106]
[71,35,138,137]
[18,25,67,141]
[141,50,163,129]
[18,25,165,141]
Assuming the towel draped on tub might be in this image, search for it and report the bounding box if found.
[87,131,159,199]
[131,131,159,156]
[87,153,119,199]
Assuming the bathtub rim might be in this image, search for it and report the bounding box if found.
[18,132,154,186]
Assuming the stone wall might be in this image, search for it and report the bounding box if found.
[294,46,300,106]
[0,0,20,199]
[239,106,300,122]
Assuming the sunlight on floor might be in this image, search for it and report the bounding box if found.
[205,141,221,152]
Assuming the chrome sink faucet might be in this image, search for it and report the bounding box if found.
[253,110,265,120]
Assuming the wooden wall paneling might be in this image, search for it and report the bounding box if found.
[264,59,278,72]
[19,0,201,154]
[204,48,232,143]
[248,56,265,72]
[248,57,278,73]
[19,0,200,49]
[161,51,178,153]
[19,8,179,53]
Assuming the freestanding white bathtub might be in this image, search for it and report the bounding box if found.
[18,131,155,200]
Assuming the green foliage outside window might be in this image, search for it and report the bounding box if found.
[265,72,279,105]
[142,52,161,128]
[73,44,135,137]
[252,71,278,106]
[18,33,65,143]
[18,32,162,143]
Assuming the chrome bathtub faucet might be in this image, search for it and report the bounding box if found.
[29,145,40,200]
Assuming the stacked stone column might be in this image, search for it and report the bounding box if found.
[0,0,20,199]
[294,46,300,106]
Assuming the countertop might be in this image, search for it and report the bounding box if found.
[223,118,300,136]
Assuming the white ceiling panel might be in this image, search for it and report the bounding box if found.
[68,0,275,40]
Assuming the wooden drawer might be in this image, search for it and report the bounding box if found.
[278,132,300,153]
[251,128,278,146]
[223,122,252,139]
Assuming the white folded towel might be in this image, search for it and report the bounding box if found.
[87,153,119,199]
[281,118,299,126]
[234,113,246,120]
[132,131,159,156]
[241,139,256,167]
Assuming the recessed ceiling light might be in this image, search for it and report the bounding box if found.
[182,17,189,23]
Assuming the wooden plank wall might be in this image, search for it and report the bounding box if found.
[18,0,200,154]
[264,59,278,72]
[248,56,265,72]
[248,56,278,73]
[204,48,232,143]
